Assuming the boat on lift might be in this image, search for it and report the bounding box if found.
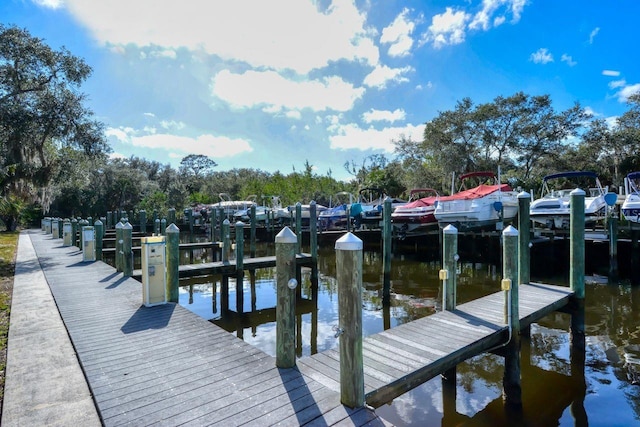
[354,188,406,229]
[215,193,257,219]
[433,171,518,231]
[529,171,607,229]
[318,191,355,231]
[622,172,640,224]
[391,188,440,236]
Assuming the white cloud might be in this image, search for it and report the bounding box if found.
[380,8,415,57]
[469,0,527,31]
[132,133,253,157]
[530,48,553,64]
[363,65,412,88]
[561,54,576,67]
[211,69,365,112]
[609,79,627,89]
[32,0,63,8]
[583,106,599,117]
[602,70,621,77]
[615,83,640,102]
[63,0,378,74]
[328,122,424,152]
[589,27,600,44]
[362,109,406,124]
[425,7,470,48]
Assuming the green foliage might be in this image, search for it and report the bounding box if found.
[0,195,24,231]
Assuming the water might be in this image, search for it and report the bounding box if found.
[177,235,640,426]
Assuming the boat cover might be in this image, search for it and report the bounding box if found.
[440,184,512,201]
[400,196,439,208]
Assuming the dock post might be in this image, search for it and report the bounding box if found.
[122,221,133,277]
[166,223,180,303]
[442,224,458,311]
[502,225,521,409]
[71,218,78,247]
[222,219,231,262]
[250,205,256,258]
[167,208,176,226]
[604,192,619,280]
[570,189,585,299]
[275,227,298,368]
[211,208,218,242]
[139,209,147,235]
[154,218,161,236]
[94,219,104,261]
[310,201,318,282]
[106,211,112,229]
[235,221,245,312]
[295,202,302,253]
[115,220,123,272]
[335,232,364,408]
[517,192,531,287]
[161,218,167,236]
[382,197,392,305]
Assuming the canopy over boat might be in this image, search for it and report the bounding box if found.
[543,171,598,181]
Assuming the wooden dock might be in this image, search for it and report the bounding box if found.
[297,282,573,408]
[28,231,384,426]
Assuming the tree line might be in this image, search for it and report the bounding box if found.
[1,24,639,230]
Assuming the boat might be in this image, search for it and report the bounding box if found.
[529,171,607,229]
[433,171,518,231]
[391,188,440,236]
[287,202,328,227]
[232,195,290,224]
[353,188,406,230]
[318,191,355,231]
[214,193,257,219]
[622,172,640,224]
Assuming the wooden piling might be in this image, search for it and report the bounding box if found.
[608,212,618,279]
[222,219,231,262]
[442,224,458,311]
[275,227,297,368]
[236,221,245,314]
[295,203,302,253]
[166,223,180,303]
[310,201,318,282]
[570,189,585,299]
[122,221,133,277]
[517,192,531,287]
[71,218,78,247]
[502,225,521,409]
[335,232,364,408]
[139,210,147,235]
[167,208,176,225]
[211,208,218,242]
[94,219,104,261]
[161,218,167,236]
[115,220,123,272]
[250,205,256,258]
[382,197,392,304]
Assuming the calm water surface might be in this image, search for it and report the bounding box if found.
[177,235,640,426]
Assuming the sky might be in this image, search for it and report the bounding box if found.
[2,0,639,181]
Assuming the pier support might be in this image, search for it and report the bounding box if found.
[382,197,392,305]
[122,221,133,277]
[517,192,530,287]
[115,220,123,272]
[442,224,458,311]
[94,219,104,261]
[502,225,521,409]
[139,210,147,235]
[235,221,245,314]
[570,189,585,299]
[335,232,364,408]
[275,227,297,368]
[310,201,318,283]
[166,223,180,303]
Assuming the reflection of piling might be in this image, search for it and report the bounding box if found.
[166,223,180,303]
[502,225,521,409]
[382,197,392,305]
[276,227,297,368]
[336,232,364,408]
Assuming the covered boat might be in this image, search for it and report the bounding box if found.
[529,171,607,229]
[433,171,518,231]
[391,188,440,235]
[318,191,355,231]
[622,172,640,224]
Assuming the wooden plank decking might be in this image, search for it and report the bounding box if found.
[297,282,573,408]
[28,231,384,426]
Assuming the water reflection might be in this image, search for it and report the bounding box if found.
[177,237,640,426]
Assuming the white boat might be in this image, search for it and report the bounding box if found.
[354,188,406,229]
[529,171,607,229]
[214,193,257,219]
[287,202,328,227]
[433,171,518,231]
[622,172,640,224]
[391,188,440,235]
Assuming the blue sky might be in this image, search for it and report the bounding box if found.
[3,0,639,181]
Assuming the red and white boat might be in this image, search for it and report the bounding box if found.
[391,188,440,236]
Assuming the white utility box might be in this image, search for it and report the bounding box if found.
[44,218,52,234]
[51,218,60,238]
[141,236,167,307]
[82,226,96,262]
[63,221,73,246]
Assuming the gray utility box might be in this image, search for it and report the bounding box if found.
[141,236,167,307]
[63,221,73,246]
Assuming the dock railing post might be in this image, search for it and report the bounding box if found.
[295,202,302,253]
[517,192,531,288]
[161,218,167,236]
[115,220,123,272]
[502,225,521,409]
[250,205,256,258]
[570,189,585,299]
[275,227,297,368]
[236,221,245,312]
[382,197,392,305]
[167,208,176,226]
[310,201,318,282]
[94,219,103,261]
[166,223,180,303]
[139,209,147,236]
[122,221,133,277]
[211,208,218,242]
[441,224,458,311]
[335,232,364,408]
[222,219,231,262]
[604,192,618,280]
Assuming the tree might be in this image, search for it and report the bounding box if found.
[0,24,109,227]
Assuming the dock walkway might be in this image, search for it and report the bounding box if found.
[3,230,384,426]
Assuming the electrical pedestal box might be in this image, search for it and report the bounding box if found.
[82,226,96,262]
[52,219,60,238]
[63,222,73,246]
[141,236,167,307]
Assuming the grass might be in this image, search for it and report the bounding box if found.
[0,231,18,409]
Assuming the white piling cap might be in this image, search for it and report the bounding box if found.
[502,225,519,236]
[235,221,244,227]
[570,188,586,196]
[335,232,363,251]
[122,221,132,229]
[166,223,180,233]
[275,226,298,243]
[443,224,458,234]
[517,191,531,199]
